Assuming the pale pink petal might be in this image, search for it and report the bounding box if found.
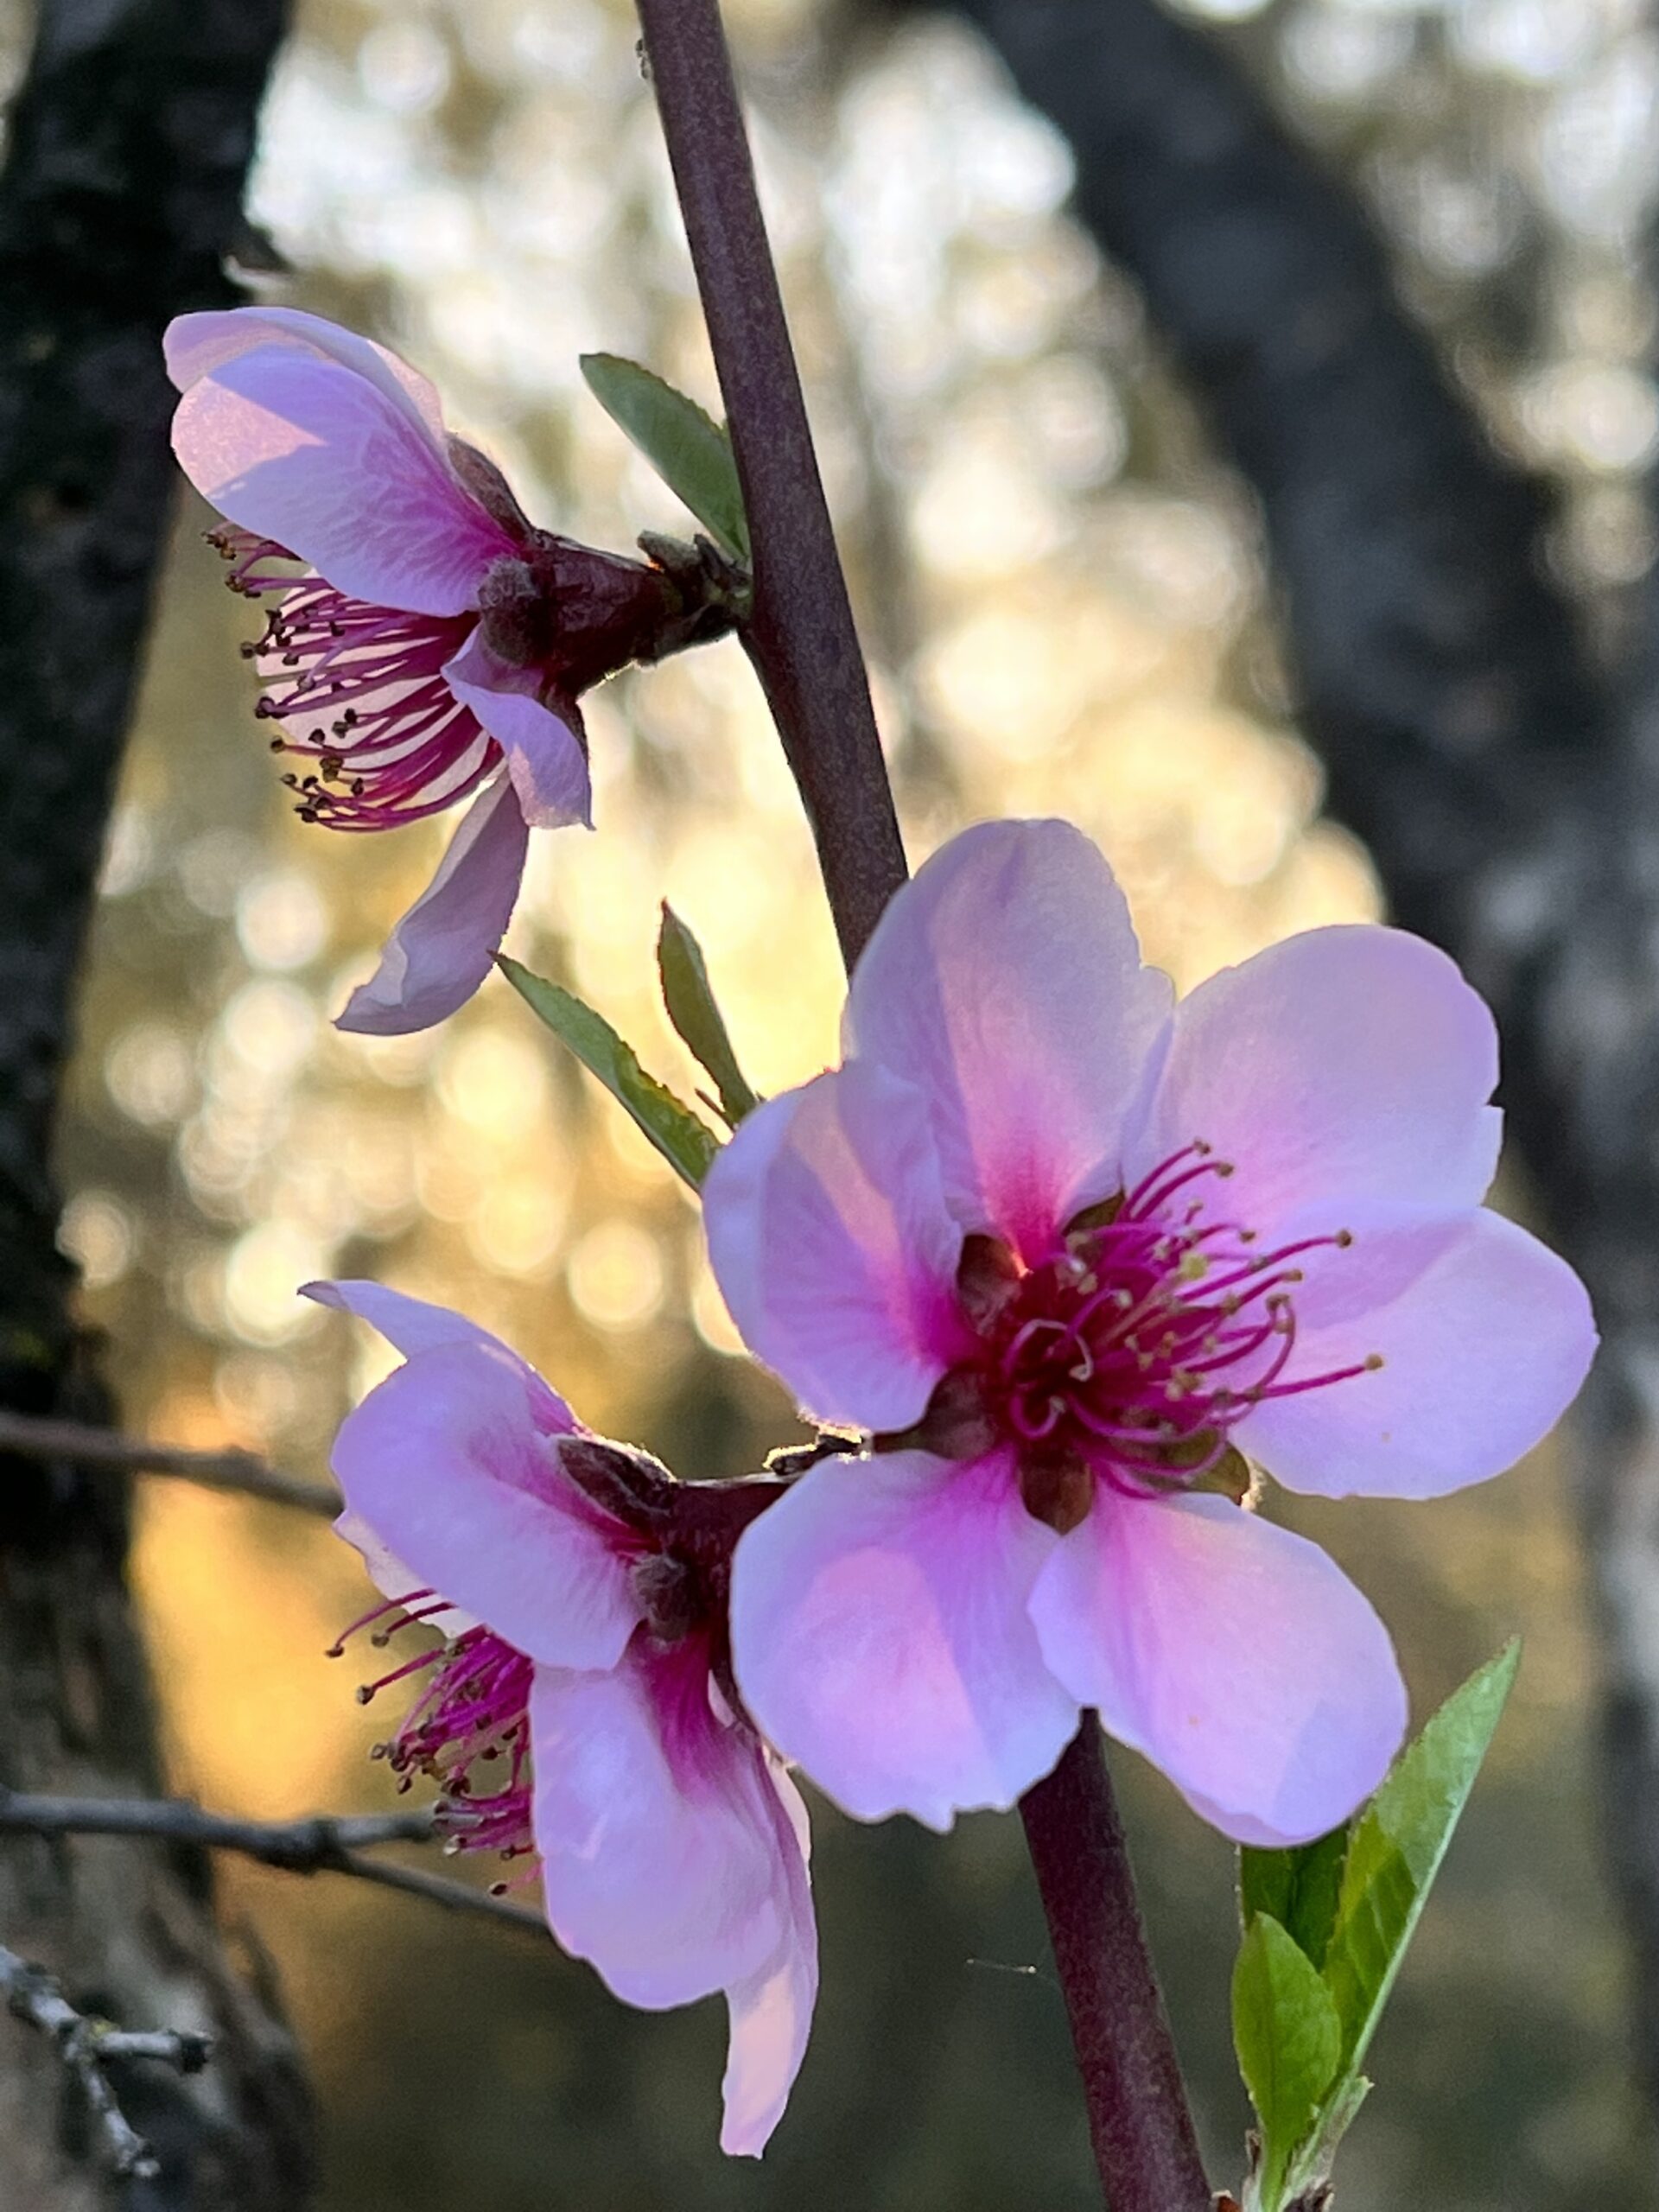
[720,1764,817,2158]
[1030,1491,1406,1845]
[331,1341,637,1671]
[165,308,449,449]
[170,340,512,613]
[842,820,1172,1260]
[728,1448,1076,1828]
[333,1510,476,1640]
[302,1277,542,1375]
[1122,926,1503,1238]
[443,630,593,830]
[529,1649,796,2013]
[703,1063,969,1432]
[1235,1204,1597,1499]
[335,776,528,1037]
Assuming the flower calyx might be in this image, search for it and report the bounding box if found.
[446,432,747,699]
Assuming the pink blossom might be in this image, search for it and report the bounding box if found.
[308,1280,817,2157]
[166,309,686,1035]
[704,820,1597,1846]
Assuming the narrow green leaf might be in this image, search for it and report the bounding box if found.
[1232,1914,1342,2212]
[1276,1639,1520,2202]
[497,956,720,1190]
[580,353,749,562]
[658,905,760,1127]
[1240,1823,1350,1970]
[1322,1640,1520,2078]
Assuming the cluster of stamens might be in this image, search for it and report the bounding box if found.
[212,528,494,830]
[955,1143,1379,1523]
[331,1592,535,1872]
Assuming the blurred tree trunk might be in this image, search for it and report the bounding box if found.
[0,2,315,2206]
[876,0,1659,2140]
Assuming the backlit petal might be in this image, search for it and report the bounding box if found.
[1031,1490,1406,1845]
[729,1448,1075,1829]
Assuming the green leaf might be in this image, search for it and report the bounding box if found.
[580,354,749,563]
[658,905,760,1127]
[497,956,720,1190]
[1274,1639,1520,2202]
[1232,1914,1342,2212]
[1240,1822,1350,1971]
[1321,1640,1520,2079]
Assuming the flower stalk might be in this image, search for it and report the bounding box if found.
[633,2,1211,2198]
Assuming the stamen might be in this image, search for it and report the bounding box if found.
[213,529,494,830]
[325,1586,434,1658]
[965,1145,1370,1522]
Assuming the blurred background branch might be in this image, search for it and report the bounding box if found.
[0,1414,341,1517]
[1,1942,213,2183]
[0,1792,549,1933]
[0,0,313,2205]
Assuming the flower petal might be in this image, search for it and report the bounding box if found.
[1031,1491,1407,1845]
[170,336,512,613]
[721,1764,817,2158]
[331,1340,637,1671]
[842,819,1172,1259]
[443,630,593,830]
[165,308,450,450]
[333,1510,477,1641]
[302,1277,537,1371]
[1122,925,1503,1237]
[1236,1205,1597,1498]
[530,1649,800,2016]
[728,1448,1076,1829]
[704,1061,969,1431]
[335,776,528,1037]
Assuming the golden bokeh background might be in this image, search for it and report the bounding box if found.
[35,0,1659,2200]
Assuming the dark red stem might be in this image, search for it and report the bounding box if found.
[634,6,1210,2203]
[632,0,908,968]
[1020,1726,1213,2211]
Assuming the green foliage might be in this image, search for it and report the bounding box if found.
[1232,1641,1521,2210]
[1232,1914,1343,2210]
[579,353,750,563]
[1239,1821,1349,1971]
[657,904,760,1127]
[497,955,720,1191]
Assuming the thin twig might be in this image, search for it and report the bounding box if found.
[0,1790,546,1934]
[0,1940,212,2181]
[0,1411,341,1516]
[634,0,909,969]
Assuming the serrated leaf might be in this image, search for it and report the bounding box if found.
[580,353,749,563]
[1275,1640,1520,2202]
[497,956,719,1190]
[658,905,760,1127]
[1240,1823,1350,1971]
[1322,1640,1519,2076]
[1233,1914,1342,2212]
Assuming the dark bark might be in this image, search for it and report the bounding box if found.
[886,0,1659,2127]
[0,2,314,2206]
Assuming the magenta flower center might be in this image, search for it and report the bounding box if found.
[213,529,498,831]
[954,1144,1377,1524]
[333,1593,535,1865]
